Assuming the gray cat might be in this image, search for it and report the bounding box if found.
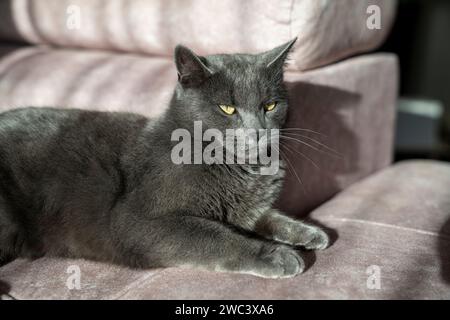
[0,39,329,278]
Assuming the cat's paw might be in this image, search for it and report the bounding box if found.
[255,244,305,279]
[295,225,330,250]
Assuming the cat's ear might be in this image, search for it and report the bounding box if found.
[174,45,212,87]
[262,38,297,71]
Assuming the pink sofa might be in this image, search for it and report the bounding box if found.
[0,0,449,299]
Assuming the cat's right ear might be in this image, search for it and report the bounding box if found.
[174,45,212,87]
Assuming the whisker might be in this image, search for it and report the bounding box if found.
[280,140,320,170]
[275,145,306,194]
[280,135,333,157]
[281,132,341,156]
[272,144,285,169]
[280,128,326,136]
[280,134,342,158]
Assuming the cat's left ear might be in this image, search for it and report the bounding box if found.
[174,45,213,88]
[262,38,297,71]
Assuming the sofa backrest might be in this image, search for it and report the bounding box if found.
[0,0,396,70]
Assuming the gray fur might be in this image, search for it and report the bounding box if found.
[0,39,328,278]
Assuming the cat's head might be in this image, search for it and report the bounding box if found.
[170,39,296,133]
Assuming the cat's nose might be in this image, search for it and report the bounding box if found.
[239,110,266,130]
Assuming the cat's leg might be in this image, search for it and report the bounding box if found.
[0,196,20,264]
[254,210,330,250]
[113,214,305,279]
[0,210,42,262]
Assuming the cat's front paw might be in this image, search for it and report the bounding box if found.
[255,244,305,279]
[295,225,330,250]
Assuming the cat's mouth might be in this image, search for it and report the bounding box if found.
[222,139,278,166]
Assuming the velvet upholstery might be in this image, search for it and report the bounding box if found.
[0,0,397,71]
[3,0,440,301]
[1,161,449,299]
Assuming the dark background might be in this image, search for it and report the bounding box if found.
[376,0,450,161]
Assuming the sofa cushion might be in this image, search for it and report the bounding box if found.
[1,160,449,299]
[0,45,398,216]
[0,0,396,71]
[0,45,175,118]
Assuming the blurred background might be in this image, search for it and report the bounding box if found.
[377,0,450,162]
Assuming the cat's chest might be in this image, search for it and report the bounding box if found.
[195,164,285,225]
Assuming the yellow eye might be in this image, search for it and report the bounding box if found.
[219,105,236,115]
[265,102,276,112]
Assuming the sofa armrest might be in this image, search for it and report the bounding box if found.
[277,53,399,216]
